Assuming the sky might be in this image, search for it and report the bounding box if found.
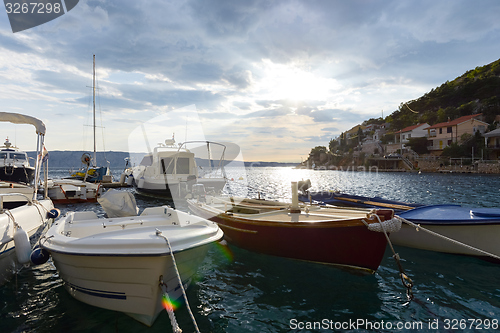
[0,0,499,163]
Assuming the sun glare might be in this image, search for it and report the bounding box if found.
[255,59,340,101]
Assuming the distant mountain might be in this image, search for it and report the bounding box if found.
[27,150,297,170]
[27,151,135,170]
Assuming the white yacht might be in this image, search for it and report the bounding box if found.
[0,138,35,185]
[0,112,55,286]
[130,139,227,198]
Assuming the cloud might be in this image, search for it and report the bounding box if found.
[32,69,87,93]
[1,0,499,161]
[243,107,293,119]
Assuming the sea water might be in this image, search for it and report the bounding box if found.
[1,167,500,332]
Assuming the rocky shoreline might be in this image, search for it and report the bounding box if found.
[297,158,500,174]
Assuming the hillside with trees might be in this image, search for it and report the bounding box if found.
[388,58,500,130]
[303,58,500,168]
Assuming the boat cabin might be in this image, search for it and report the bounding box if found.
[0,138,35,184]
[0,138,31,168]
[139,141,198,178]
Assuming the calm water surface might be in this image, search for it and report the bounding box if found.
[1,167,500,332]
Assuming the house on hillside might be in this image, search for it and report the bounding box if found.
[363,123,379,133]
[426,114,488,155]
[373,123,390,141]
[484,128,500,160]
[395,123,430,145]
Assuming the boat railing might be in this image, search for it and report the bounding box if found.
[0,192,32,211]
[177,141,228,179]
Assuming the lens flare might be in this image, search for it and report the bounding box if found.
[215,240,234,262]
[161,294,181,311]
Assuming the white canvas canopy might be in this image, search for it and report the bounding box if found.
[0,112,46,135]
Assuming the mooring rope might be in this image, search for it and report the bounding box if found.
[156,229,201,333]
[159,277,182,333]
[395,215,500,261]
[363,213,414,299]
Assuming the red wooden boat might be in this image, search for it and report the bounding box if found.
[187,184,395,273]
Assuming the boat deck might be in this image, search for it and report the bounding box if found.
[199,196,376,223]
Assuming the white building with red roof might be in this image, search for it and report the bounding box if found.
[395,123,430,145]
[426,114,488,154]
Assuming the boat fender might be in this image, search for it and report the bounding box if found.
[367,217,402,233]
[47,208,61,219]
[30,246,50,265]
[13,226,31,265]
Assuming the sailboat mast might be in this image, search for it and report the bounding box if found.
[93,54,96,167]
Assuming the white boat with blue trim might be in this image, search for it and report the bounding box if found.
[392,204,500,260]
[41,202,223,326]
[0,112,55,286]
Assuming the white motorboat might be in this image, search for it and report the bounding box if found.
[392,205,500,260]
[0,181,35,207]
[0,137,35,184]
[131,139,227,198]
[45,178,103,204]
[0,194,55,285]
[41,202,223,326]
[0,112,55,286]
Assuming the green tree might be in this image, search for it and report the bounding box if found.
[381,133,394,144]
[328,138,338,153]
[441,143,465,158]
[356,127,365,143]
[406,137,429,155]
[308,146,328,163]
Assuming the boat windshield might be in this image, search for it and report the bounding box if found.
[161,157,190,174]
[176,157,190,174]
[11,153,26,160]
[139,155,153,166]
[0,153,7,159]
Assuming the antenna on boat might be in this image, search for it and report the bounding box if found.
[185,117,188,142]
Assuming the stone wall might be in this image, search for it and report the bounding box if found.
[414,159,441,172]
[477,162,500,174]
[415,159,500,173]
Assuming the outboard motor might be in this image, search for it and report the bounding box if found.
[187,174,197,191]
[192,183,206,202]
[297,179,311,195]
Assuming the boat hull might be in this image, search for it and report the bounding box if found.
[392,205,500,259]
[47,180,102,204]
[133,180,180,199]
[50,245,210,326]
[42,206,223,326]
[69,166,110,183]
[390,223,500,259]
[0,166,35,184]
[134,177,226,198]
[0,199,54,285]
[189,200,388,273]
